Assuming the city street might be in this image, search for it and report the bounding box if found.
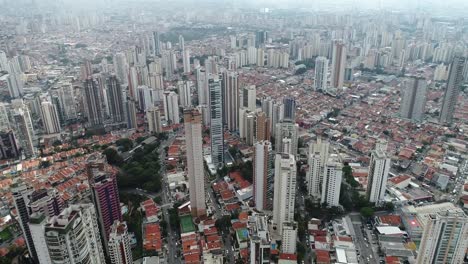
[349,213,378,264]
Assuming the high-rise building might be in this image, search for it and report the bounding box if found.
[28,213,52,264]
[196,68,208,105]
[42,204,106,264]
[80,60,93,80]
[126,99,138,129]
[439,57,465,125]
[7,73,23,98]
[282,97,296,121]
[58,83,77,121]
[400,77,428,122]
[163,91,180,124]
[244,111,256,146]
[367,141,391,204]
[146,106,162,133]
[255,111,270,142]
[321,157,342,207]
[153,31,161,56]
[330,41,346,89]
[273,153,296,234]
[11,107,35,157]
[281,222,298,254]
[12,184,38,262]
[275,120,299,156]
[307,138,330,198]
[40,101,61,134]
[254,141,275,211]
[416,210,468,264]
[271,102,284,138]
[221,71,239,131]
[0,102,10,131]
[183,49,191,73]
[179,35,185,51]
[314,56,329,91]
[28,188,64,218]
[184,109,206,217]
[0,50,9,72]
[249,214,271,264]
[0,131,19,160]
[87,154,122,250]
[209,77,224,168]
[108,221,133,264]
[178,80,192,107]
[106,75,126,124]
[113,53,129,85]
[83,78,104,128]
[242,85,257,112]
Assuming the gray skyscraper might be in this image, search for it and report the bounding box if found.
[106,75,126,124]
[153,31,161,56]
[221,71,239,131]
[439,57,465,125]
[83,78,104,128]
[283,97,296,121]
[400,77,427,122]
[209,77,224,168]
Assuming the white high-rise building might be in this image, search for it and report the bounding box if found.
[43,204,106,264]
[58,83,77,121]
[330,41,346,89]
[257,48,265,67]
[321,156,342,207]
[40,101,61,134]
[247,47,258,65]
[254,141,275,211]
[416,210,468,264]
[29,213,52,264]
[221,71,239,131]
[314,57,329,91]
[307,138,330,198]
[0,103,10,131]
[184,109,206,217]
[273,153,296,234]
[400,77,427,122]
[108,221,133,264]
[163,91,180,124]
[183,49,191,73]
[178,80,192,107]
[0,50,9,72]
[281,222,298,254]
[209,77,224,168]
[242,85,257,112]
[113,53,129,85]
[7,73,24,98]
[11,106,35,157]
[367,141,391,204]
[275,120,299,156]
[146,107,162,133]
[439,57,465,125]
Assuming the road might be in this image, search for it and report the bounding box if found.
[349,213,378,264]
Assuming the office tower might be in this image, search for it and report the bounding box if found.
[184,109,206,217]
[0,131,19,159]
[330,41,346,89]
[254,141,275,211]
[273,153,297,234]
[221,71,239,131]
[196,68,208,105]
[275,120,299,156]
[7,73,23,98]
[153,31,161,56]
[307,138,330,198]
[12,184,38,262]
[40,101,61,134]
[178,80,192,107]
[28,213,51,264]
[43,204,106,263]
[209,77,224,168]
[439,57,465,125]
[367,141,390,204]
[282,97,296,121]
[281,222,298,254]
[163,91,180,124]
[321,157,342,207]
[146,106,162,133]
[12,107,35,157]
[400,77,428,122]
[416,211,468,264]
[108,221,133,264]
[183,49,190,73]
[242,85,256,112]
[126,100,138,129]
[87,154,122,249]
[314,56,328,91]
[113,53,129,85]
[106,75,126,123]
[0,103,9,131]
[58,83,77,121]
[256,111,270,142]
[83,78,104,128]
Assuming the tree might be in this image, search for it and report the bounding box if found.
[360,207,375,218]
[40,160,51,168]
[103,148,124,166]
[215,215,232,232]
[52,140,62,147]
[116,138,134,152]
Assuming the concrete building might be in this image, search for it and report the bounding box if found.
[255,111,270,142]
[40,101,61,134]
[106,75,126,124]
[254,141,275,211]
[307,138,330,198]
[416,210,468,264]
[83,78,104,128]
[367,141,391,204]
[163,91,180,125]
[209,77,224,168]
[275,120,299,156]
[178,80,192,107]
[439,57,465,124]
[273,153,297,234]
[184,109,206,217]
[242,85,257,112]
[183,49,191,73]
[146,106,162,133]
[250,214,271,264]
[221,71,239,131]
[282,97,296,121]
[281,222,298,254]
[314,56,329,91]
[321,156,342,207]
[330,41,346,89]
[108,221,133,264]
[11,106,35,157]
[400,77,427,122]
